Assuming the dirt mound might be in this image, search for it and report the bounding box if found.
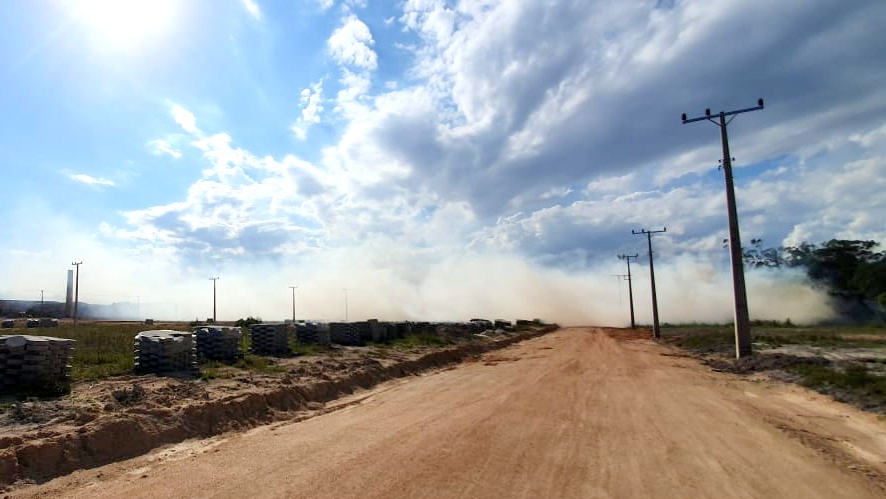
[0,327,556,487]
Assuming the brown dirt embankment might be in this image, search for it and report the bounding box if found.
[0,327,556,487]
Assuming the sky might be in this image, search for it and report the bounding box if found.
[0,0,883,324]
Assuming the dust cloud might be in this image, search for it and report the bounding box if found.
[0,238,834,326]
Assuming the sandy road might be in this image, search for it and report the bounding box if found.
[11,328,886,498]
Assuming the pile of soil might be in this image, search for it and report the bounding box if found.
[0,327,556,487]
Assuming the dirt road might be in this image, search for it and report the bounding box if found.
[11,328,886,498]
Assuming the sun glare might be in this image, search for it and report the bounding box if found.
[70,0,177,48]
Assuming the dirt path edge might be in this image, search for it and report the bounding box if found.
[0,327,557,487]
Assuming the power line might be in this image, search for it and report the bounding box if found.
[209,277,219,323]
[682,99,764,358]
[617,254,639,328]
[632,228,666,339]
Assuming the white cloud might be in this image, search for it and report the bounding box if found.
[69,173,115,187]
[147,139,182,159]
[83,1,885,323]
[327,15,377,70]
[170,103,198,133]
[291,80,325,140]
[240,0,261,20]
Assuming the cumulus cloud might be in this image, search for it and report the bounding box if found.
[96,0,884,323]
[291,80,325,140]
[327,15,377,70]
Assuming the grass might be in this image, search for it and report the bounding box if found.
[661,323,886,353]
[388,333,452,348]
[662,322,886,413]
[2,322,147,381]
[787,363,886,410]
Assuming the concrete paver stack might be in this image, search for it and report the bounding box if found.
[249,323,290,355]
[193,326,242,363]
[133,330,198,375]
[0,335,75,394]
[329,322,360,345]
[369,320,389,343]
[295,322,330,346]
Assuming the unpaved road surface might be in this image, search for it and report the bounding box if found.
[10,328,886,498]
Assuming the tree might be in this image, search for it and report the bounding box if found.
[742,238,885,320]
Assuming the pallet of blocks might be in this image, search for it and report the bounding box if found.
[133,330,198,376]
[356,321,373,343]
[329,322,360,345]
[0,335,75,395]
[1,319,14,329]
[295,322,330,345]
[193,326,242,363]
[369,320,389,343]
[249,323,290,356]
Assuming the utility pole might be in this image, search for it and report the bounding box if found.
[209,277,219,323]
[343,288,349,322]
[40,290,44,316]
[632,229,666,339]
[682,99,764,358]
[289,285,298,324]
[71,261,82,326]
[617,254,639,328]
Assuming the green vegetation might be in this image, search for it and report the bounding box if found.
[665,323,886,413]
[787,363,886,409]
[33,323,143,380]
[389,333,452,349]
[662,323,886,353]
[742,238,886,321]
[233,354,285,373]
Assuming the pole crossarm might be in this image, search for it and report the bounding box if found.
[682,99,764,124]
[681,99,764,358]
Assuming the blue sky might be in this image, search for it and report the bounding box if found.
[0,0,884,324]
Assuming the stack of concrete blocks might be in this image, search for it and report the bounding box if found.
[368,320,389,343]
[193,326,242,363]
[25,319,39,329]
[133,330,198,375]
[295,322,330,346]
[38,318,59,328]
[249,323,290,356]
[414,322,435,335]
[1,319,14,329]
[329,322,360,345]
[494,320,513,331]
[0,335,75,394]
[391,322,411,340]
[356,321,373,343]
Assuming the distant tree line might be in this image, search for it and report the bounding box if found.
[737,238,885,321]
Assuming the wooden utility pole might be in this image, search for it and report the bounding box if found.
[617,254,639,328]
[682,99,764,358]
[632,229,666,338]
